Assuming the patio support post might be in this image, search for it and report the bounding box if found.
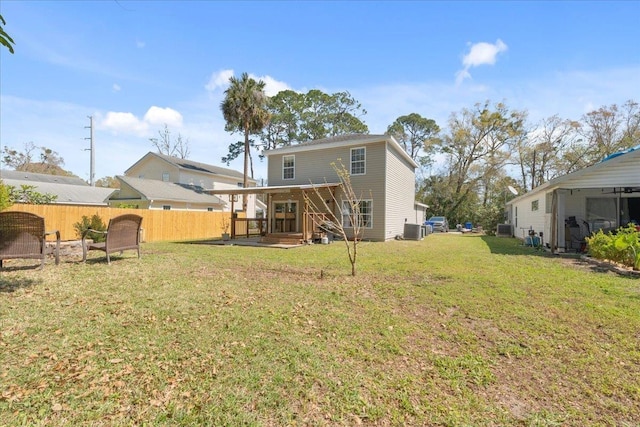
[551,189,558,254]
[267,193,273,234]
[229,195,236,239]
[303,190,309,242]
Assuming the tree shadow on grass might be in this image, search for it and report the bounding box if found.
[0,275,42,293]
[481,235,640,279]
[480,235,562,258]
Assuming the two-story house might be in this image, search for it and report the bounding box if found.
[107,152,261,213]
[207,134,422,242]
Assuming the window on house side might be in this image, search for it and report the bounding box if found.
[283,155,295,180]
[531,200,539,211]
[341,199,372,228]
[162,172,170,182]
[350,147,366,175]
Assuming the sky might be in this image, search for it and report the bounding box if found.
[1,1,639,185]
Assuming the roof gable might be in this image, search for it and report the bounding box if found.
[115,175,225,205]
[263,134,419,168]
[125,152,255,183]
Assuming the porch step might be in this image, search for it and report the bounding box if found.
[260,234,305,245]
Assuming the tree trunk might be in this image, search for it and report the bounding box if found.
[243,126,250,212]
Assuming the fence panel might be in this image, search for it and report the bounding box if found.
[7,205,238,242]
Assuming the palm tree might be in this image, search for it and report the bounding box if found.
[220,73,270,211]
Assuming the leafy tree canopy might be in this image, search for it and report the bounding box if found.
[220,72,270,209]
[0,14,15,54]
[95,176,121,189]
[2,142,75,176]
[258,89,368,152]
[386,113,441,163]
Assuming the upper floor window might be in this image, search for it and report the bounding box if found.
[283,155,295,180]
[350,147,366,175]
[162,172,170,182]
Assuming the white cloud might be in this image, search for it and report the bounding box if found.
[205,69,291,97]
[136,39,145,49]
[205,69,235,92]
[112,83,121,92]
[101,112,149,136]
[99,106,182,137]
[143,106,183,128]
[248,73,291,96]
[456,39,508,85]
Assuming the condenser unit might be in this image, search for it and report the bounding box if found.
[404,223,423,240]
[496,223,514,237]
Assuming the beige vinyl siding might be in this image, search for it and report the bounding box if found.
[126,158,179,182]
[178,171,246,189]
[385,144,417,240]
[267,142,388,240]
[350,143,386,241]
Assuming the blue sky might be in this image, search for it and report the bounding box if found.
[1,1,639,184]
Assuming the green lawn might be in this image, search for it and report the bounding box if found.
[1,234,639,426]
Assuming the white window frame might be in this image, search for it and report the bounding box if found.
[350,147,366,175]
[282,155,295,180]
[341,199,373,229]
[162,172,170,182]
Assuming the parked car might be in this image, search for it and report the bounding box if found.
[426,216,449,232]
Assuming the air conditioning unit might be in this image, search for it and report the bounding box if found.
[496,223,514,237]
[404,223,423,240]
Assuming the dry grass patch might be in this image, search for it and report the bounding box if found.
[1,235,639,426]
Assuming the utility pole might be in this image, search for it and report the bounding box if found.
[85,116,95,186]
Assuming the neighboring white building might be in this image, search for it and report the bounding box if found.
[506,146,640,252]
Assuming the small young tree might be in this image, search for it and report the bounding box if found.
[303,160,370,277]
[73,214,107,242]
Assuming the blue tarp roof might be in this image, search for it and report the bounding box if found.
[601,144,640,162]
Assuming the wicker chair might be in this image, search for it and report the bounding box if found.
[82,214,143,264]
[0,211,60,269]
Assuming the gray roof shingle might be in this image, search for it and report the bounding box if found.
[116,175,226,205]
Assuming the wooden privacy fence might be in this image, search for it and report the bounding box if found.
[7,205,239,242]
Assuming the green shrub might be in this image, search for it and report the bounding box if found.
[586,224,640,270]
[74,214,107,243]
[0,182,13,211]
[586,229,615,260]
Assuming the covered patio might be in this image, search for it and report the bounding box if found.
[206,182,342,245]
